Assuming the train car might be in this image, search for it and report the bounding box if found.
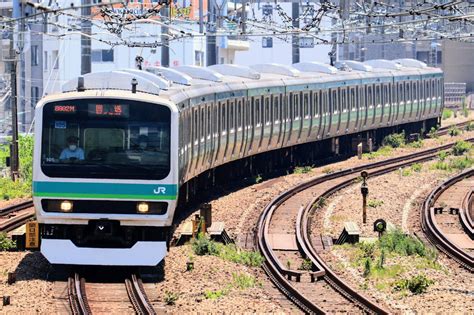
[32,59,443,266]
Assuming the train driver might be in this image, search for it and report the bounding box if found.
[59,136,85,161]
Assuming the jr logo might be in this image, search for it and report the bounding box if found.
[153,187,167,195]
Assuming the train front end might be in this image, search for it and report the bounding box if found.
[33,91,178,266]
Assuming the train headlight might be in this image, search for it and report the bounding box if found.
[60,200,73,212]
[137,202,149,213]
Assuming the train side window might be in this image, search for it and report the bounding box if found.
[274,96,280,123]
[303,93,309,118]
[313,91,319,117]
[237,100,242,129]
[264,97,270,125]
[432,80,436,99]
[293,93,299,120]
[221,103,227,133]
[375,85,381,107]
[340,88,346,112]
[193,108,198,145]
[367,85,373,108]
[255,98,261,126]
[350,88,356,110]
[229,100,235,132]
[398,83,403,103]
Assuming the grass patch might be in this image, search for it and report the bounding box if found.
[204,288,228,299]
[293,166,313,174]
[452,140,472,156]
[393,274,434,294]
[164,291,179,305]
[410,163,422,172]
[442,108,453,120]
[401,168,412,176]
[448,126,461,137]
[322,166,334,174]
[192,234,264,267]
[363,146,393,160]
[0,233,16,251]
[383,132,405,148]
[406,140,423,148]
[232,272,260,289]
[367,199,383,208]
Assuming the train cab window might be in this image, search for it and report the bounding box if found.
[41,99,171,180]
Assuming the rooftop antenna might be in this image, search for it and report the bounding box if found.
[131,78,138,93]
[77,76,85,92]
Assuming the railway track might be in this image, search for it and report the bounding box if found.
[67,272,157,315]
[436,119,473,136]
[256,138,474,313]
[421,169,474,271]
[0,199,34,232]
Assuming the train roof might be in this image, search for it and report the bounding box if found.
[61,59,443,108]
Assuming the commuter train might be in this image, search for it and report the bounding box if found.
[33,59,443,265]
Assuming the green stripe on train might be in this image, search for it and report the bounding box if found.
[33,181,178,200]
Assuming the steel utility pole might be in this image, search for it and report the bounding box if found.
[81,0,91,74]
[206,0,217,66]
[161,2,170,67]
[9,0,21,180]
[291,2,299,64]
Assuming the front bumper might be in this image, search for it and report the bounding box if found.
[41,239,167,266]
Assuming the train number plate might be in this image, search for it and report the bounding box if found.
[25,221,39,249]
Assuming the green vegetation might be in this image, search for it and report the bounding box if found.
[448,126,461,137]
[452,140,472,156]
[293,166,313,174]
[367,199,384,208]
[203,272,260,300]
[254,174,263,184]
[298,258,313,271]
[382,132,406,148]
[466,122,474,131]
[410,163,422,172]
[442,108,453,120]
[401,168,412,177]
[191,234,264,267]
[438,151,448,161]
[232,272,259,290]
[336,229,439,295]
[313,197,327,209]
[362,146,393,160]
[428,126,439,138]
[204,289,227,299]
[322,166,334,174]
[0,135,34,200]
[406,140,423,148]
[393,274,434,295]
[164,291,179,305]
[0,233,16,251]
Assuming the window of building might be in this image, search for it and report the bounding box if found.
[31,45,39,66]
[92,49,114,62]
[52,50,59,69]
[44,51,48,70]
[194,51,204,66]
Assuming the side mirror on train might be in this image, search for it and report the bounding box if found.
[5,156,10,167]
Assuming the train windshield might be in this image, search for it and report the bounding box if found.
[41,99,171,180]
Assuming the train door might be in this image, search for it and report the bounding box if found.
[306,91,314,140]
[420,79,426,119]
[223,99,234,161]
[282,93,290,145]
[321,89,329,138]
[235,98,244,158]
[347,87,355,132]
[383,83,390,126]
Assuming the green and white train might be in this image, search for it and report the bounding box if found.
[33,59,443,265]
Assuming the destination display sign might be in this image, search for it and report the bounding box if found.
[88,104,130,118]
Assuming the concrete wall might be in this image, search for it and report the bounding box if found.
[442,40,474,93]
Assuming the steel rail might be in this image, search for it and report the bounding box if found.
[0,199,34,232]
[421,169,474,271]
[435,120,474,136]
[125,273,156,315]
[460,190,473,236]
[256,137,474,313]
[68,273,91,315]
